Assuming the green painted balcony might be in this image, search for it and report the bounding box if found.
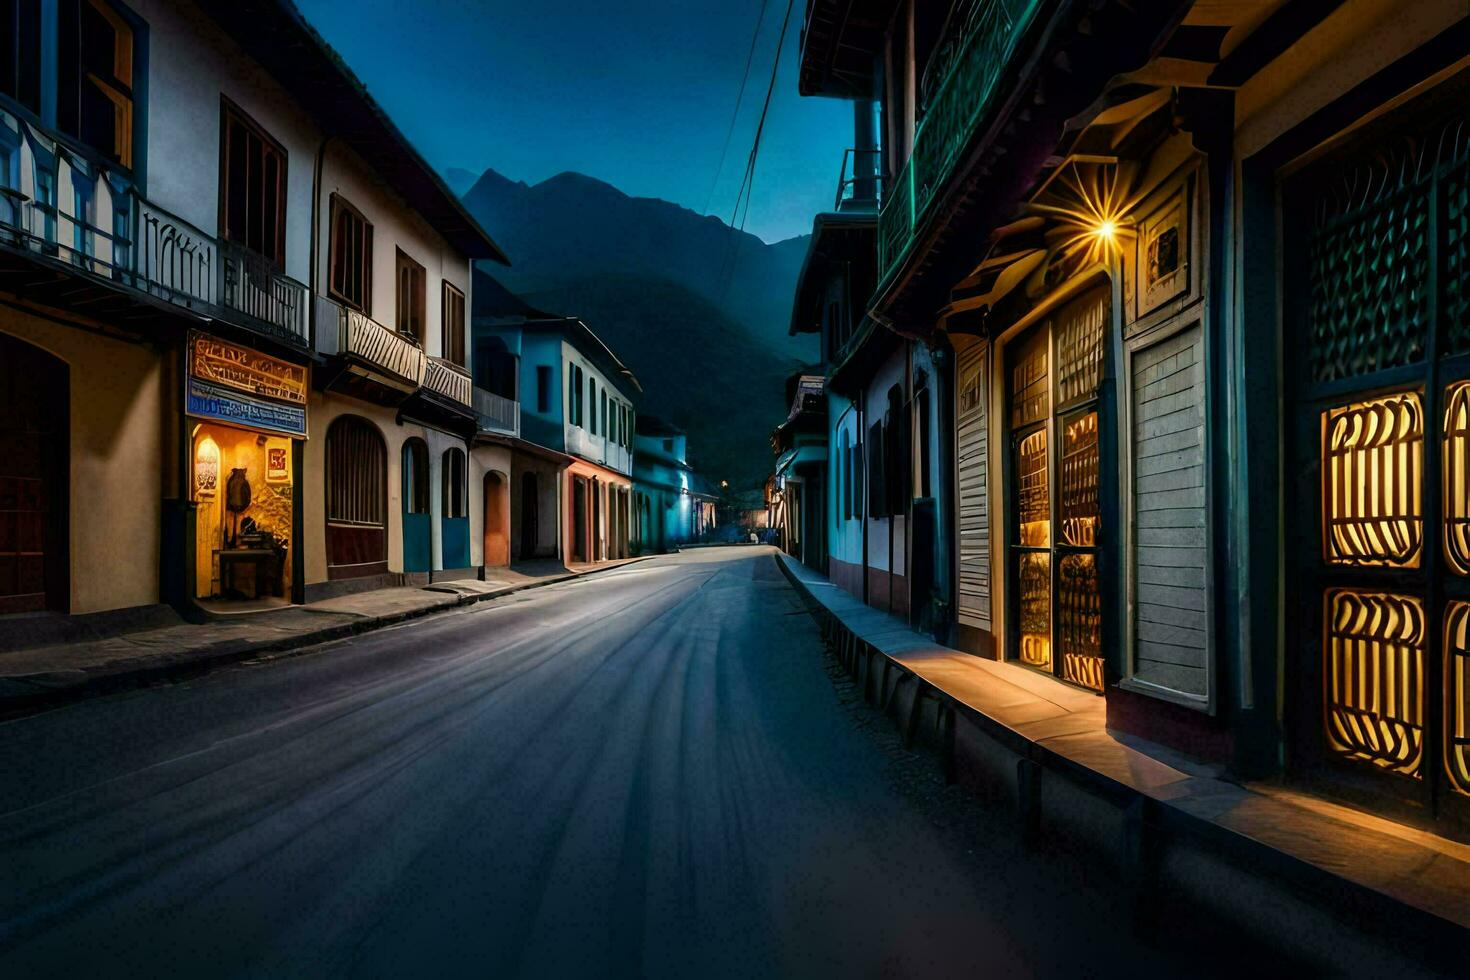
[877,0,1042,287]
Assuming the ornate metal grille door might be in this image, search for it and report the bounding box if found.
[1286,107,1470,828]
[1006,285,1109,691]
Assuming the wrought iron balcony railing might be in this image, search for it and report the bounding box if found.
[315,294,427,389]
[423,355,473,409]
[473,386,520,436]
[2,107,310,347]
[877,0,1042,284]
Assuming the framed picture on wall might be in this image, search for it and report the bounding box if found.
[1136,181,1191,318]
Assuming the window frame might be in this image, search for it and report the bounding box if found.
[442,448,467,519]
[395,247,427,344]
[328,193,373,314]
[441,280,466,366]
[218,96,288,268]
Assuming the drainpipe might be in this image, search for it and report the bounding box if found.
[852,100,879,206]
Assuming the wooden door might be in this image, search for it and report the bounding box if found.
[0,334,66,613]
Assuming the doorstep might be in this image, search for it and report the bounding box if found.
[0,554,659,716]
[775,552,1470,962]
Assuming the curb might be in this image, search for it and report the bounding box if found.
[0,554,660,719]
[772,553,1470,973]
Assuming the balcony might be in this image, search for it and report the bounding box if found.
[315,294,427,397]
[423,355,473,408]
[877,0,1042,283]
[473,386,520,437]
[0,108,310,348]
[833,148,883,213]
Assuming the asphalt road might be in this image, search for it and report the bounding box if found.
[0,547,1188,978]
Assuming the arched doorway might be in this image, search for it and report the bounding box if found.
[519,471,538,561]
[325,416,387,580]
[0,333,68,613]
[401,438,430,574]
[483,471,508,567]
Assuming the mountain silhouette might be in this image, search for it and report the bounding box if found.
[459,167,815,490]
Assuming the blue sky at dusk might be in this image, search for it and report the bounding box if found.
[293,0,853,244]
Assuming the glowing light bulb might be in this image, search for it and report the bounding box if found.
[1095,218,1117,241]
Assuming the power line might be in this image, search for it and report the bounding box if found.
[714,0,797,312]
[701,0,771,219]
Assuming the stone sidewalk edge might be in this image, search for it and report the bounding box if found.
[0,554,660,717]
[772,552,1470,963]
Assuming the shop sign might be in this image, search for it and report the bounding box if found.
[188,332,307,405]
[187,378,307,437]
[187,332,308,438]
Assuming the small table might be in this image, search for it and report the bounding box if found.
[217,548,280,600]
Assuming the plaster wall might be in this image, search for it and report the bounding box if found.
[0,312,163,614]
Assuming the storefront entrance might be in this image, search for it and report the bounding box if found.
[184,332,307,607]
[0,333,67,614]
[191,423,294,604]
[1004,284,1108,691]
[1283,94,1470,834]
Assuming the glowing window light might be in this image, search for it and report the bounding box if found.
[1321,392,1423,567]
[1324,589,1425,778]
[1445,382,1470,575]
[1058,552,1103,691]
[1018,552,1051,669]
[1017,429,1049,547]
[1447,601,1470,795]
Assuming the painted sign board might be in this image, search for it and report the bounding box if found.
[187,332,308,437]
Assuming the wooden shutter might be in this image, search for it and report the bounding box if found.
[956,341,990,630]
[1128,321,1208,699]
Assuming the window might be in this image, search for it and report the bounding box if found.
[600,389,608,439]
[442,449,467,519]
[1,0,42,116]
[220,100,287,266]
[840,430,851,519]
[403,439,429,515]
[568,364,584,426]
[1007,286,1107,692]
[536,365,551,414]
[587,377,597,434]
[58,0,134,168]
[867,419,886,518]
[329,195,372,313]
[395,248,426,343]
[326,417,385,526]
[442,281,466,365]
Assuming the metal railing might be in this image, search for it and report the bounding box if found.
[834,147,884,212]
[473,386,519,436]
[218,239,308,344]
[2,108,310,347]
[423,355,472,408]
[877,0,1042,282]
[315,294,427,388]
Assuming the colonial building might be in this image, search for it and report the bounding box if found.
[472,270,638,565]
[631,416,718,554]
[0,0,507,623]
[794,0,1470,841]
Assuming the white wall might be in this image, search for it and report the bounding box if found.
[136,0,321,285]
[561,339,635,475]
[317,141,471,361]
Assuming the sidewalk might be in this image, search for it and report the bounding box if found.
[775,552,1470,974]
[0,555,657,715]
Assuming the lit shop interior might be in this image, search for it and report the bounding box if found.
[191,423,295,607]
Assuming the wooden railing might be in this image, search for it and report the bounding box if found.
[423,355,473,408]
[315,294,427,388]
[218,239,308,344]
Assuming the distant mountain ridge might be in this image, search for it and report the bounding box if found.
[456,166,816,489]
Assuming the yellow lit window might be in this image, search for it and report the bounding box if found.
[1323,589,1425,778]
[1321,392,1423,568]
[1445,382,1470,576]
[1448,601,1470,795]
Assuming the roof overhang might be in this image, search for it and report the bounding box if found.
[798,0,894,98]
[789,209,878,335]
[197,0,509,264]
